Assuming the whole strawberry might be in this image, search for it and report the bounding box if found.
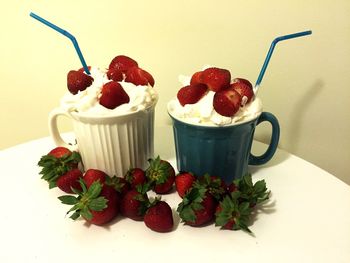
[106,176,130,197]
[194,174,226,201]
[120,184,150,221]
[67,70,94,95]
[58,180,119,226]
[146,156,175,194]
[215,192,252,233]
[177,185,216,226]
[83,169,108,188]
[175,172,196,198]
[125,168,147,189]
[144,199,174,233]
[56,168,83,193]
[38,147,81,189]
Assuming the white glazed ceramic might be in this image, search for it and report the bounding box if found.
[48,103,156,177]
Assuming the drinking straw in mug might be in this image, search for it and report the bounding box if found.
[254,30,312,94]
[29,12,91,75]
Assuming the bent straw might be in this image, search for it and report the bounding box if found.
[30,12,91,75]
[254,30,312,93]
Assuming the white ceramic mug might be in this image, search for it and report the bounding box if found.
[48,103,156,177]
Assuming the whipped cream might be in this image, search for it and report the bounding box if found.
[60,67,158,116]
[168,74,262,126]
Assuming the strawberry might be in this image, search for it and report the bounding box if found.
[107,68,124,82]
[83,169,108,188]
[146,156,175,194]
[109,55,138,73]
[175,172,196,198]
[201,67,231,92]
[230,78,254,105]
[99,81,130,109]
[125,66,155,87]
[215,192,252,233]
[58,180,119,226]
[38,147,81,189]
[106,176,130,197]
[190,71,204,85]
[177,84,208,106]
[120,184,150,221]
[194,174,226,201]
[56,168,83,193]
[67,70,94,95]
[78,66,92,73]
[48,147,72,158]
[125,168,146,189]
[144,199,174,233]
[213,88,242,117]
[177,185,216,226]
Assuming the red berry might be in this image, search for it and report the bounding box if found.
[188,194,216,227]
[107,68,124,82]
[56,168,83,193]
[177,84,208,106]
[231,78,254,105]
[99,81,130,109]
[213,88,242,117]
[190,71,204,85]
[48,147,72,159]
[83,169,108,188]
[146,157,176,194]
[87,185,119,225]
[125,66,155,87]
[120,189,149,221]
[144,201,174,233]
[109,55,138,73]
[67,70,94,95]
[125,168,146,189]
[78,66,92,73]
[175,172,196,198]
[201,67,231,92]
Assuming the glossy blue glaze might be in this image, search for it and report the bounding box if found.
[169,112,280,183]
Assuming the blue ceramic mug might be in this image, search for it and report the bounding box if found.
[168,111,280,183]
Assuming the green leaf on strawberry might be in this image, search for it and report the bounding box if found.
[58,179,108,221]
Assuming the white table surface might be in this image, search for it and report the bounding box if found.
[1,125,350,263]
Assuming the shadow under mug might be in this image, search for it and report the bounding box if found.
[168,112,280,183]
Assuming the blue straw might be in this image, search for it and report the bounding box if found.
[30,12,91,75]
[255,30,312,88]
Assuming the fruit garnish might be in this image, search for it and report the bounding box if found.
[125,66,155,87]
[175,172,196,198]
[190,71,204,85]
[107,68,124,82]
[213,88,242,117]
[177,84,208,106]
[177,185,216,226]
[201,67,231,92]
[78,66,92,73]
[99,81,130,109]
[144,199,174,232]
[231,78,254,105]
[58,179,119,225]
[109,55,138,73]
[67,70,94,95]
[38,147,81,189]
[146,156,175,194]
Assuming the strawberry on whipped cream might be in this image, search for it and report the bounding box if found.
[61,67,158,116]
[168,72,262,126]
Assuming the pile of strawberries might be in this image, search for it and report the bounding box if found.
[66,55,155,110]
[38,146,270,233]
[177,67,255,117]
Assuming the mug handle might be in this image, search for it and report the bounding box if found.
[249,112,280,165]
[48,108,78,151]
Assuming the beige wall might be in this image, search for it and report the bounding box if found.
[1,0,349,185]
